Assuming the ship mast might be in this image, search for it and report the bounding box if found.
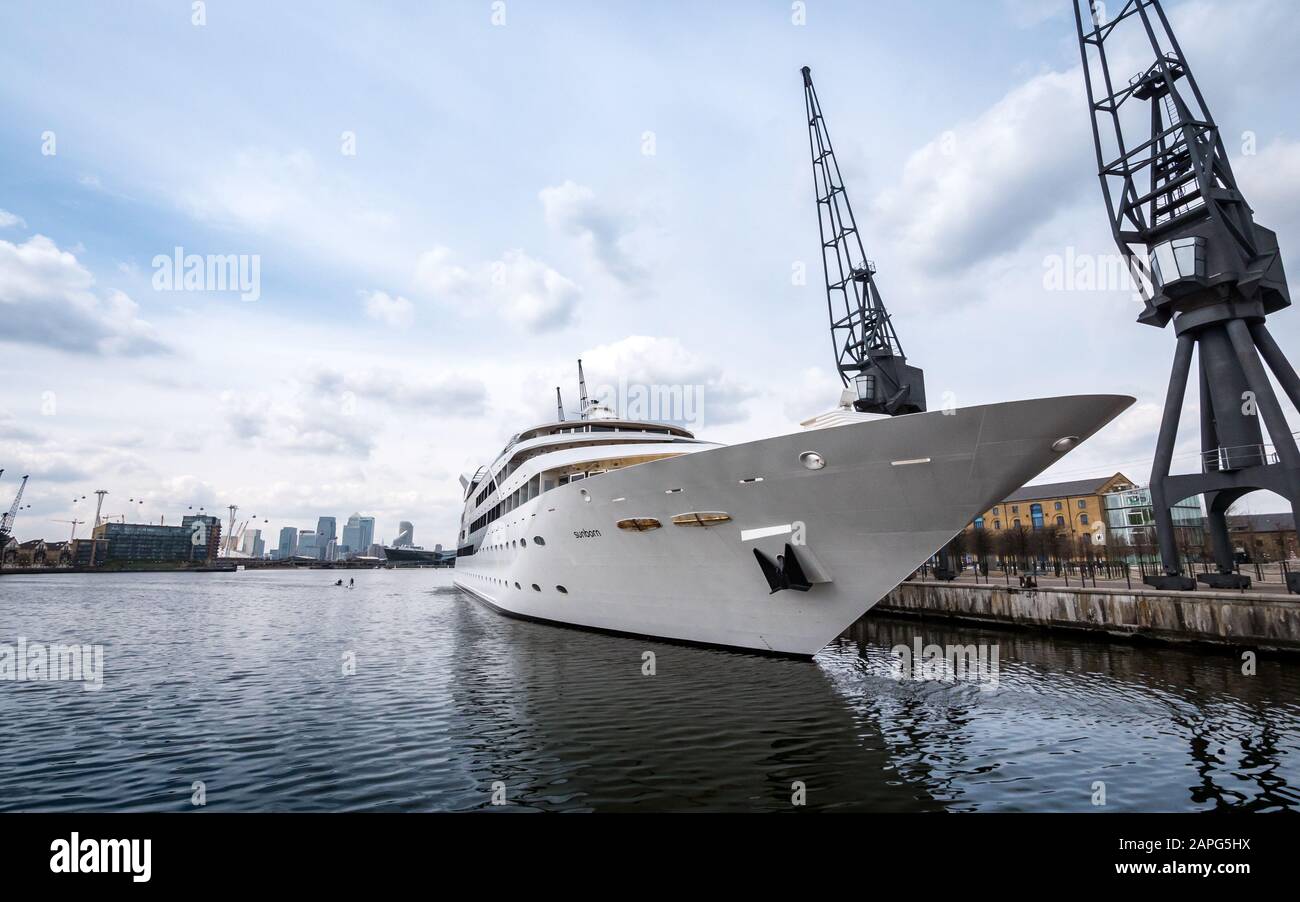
[577,358,590,421]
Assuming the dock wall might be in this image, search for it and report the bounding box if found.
[879,581,1300,653]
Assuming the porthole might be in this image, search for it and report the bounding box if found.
[515,582,521,589]
[799,451,826,470]
[534,536,545,545]
[532,584,541,592]
[520,537,528,547]
[617,518,662,531]
[556,586,568,594]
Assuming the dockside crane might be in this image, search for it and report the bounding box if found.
[0,474,30,542]
[51,519,84,542]
[801,66,925,416]
[1074,0,1297,590]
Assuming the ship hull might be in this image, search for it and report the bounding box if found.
[454,395,1132,656]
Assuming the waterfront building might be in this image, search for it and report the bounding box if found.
[297,529,317,559]
[71,538,108,566]
[966,473,1136,539]
[393,521,414,547]
[183,515,223,562]
[316,516,337,560]
[241,528,264,558]
[1101,487,1205,558]
[277,526,297,559]
[1226,512,1297,563]
[341,513,374,556]
[91,515,223,564]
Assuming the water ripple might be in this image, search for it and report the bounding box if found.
[0,569,1296,811]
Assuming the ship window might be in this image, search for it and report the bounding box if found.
[515,582,521,589]
[532,584,541,591]
[671,512,732,527]
[665,488,683,494]
[739,477,763,484]
[520,537,527,547]
[556,585,568,594]
[534,536,545,545]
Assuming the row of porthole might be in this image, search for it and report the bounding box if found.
[463,572,566,594]
[482,535,547,552]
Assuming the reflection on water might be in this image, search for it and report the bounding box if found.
[0,569,1296,811]
[828,618,1300,812]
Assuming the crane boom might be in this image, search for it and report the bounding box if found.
[801,66,925,416]
[0,474,29,537]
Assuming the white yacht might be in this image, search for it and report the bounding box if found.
[453,374,1133,656]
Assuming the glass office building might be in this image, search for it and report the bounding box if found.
[1101,487,1206,559]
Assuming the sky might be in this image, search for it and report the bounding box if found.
[2,0,1300,547]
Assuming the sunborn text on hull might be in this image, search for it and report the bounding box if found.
[454,389,1133,656]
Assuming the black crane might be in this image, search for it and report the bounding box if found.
[801,66,925,416]
[1074,0,1296,590]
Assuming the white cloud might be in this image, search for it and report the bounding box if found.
[1236,139,1300,251]
[540,180,646,284]
[414,246,579,331]
[413,246,471,296]
[361,289,414,327]
[0,209,25,229]
[219,388,374,457]
[310,366,487,416]
[1002,0,1066,28]
[870,69,1090,277]
[570,335,757,427]
[180,149,409,279]
[0,234,167,356]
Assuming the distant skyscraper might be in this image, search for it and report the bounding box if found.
[394,521,414,547]
[358,516,375,551]
[298,529,317,559]
[339,513,362,553]
[315,516,336,560]
[277,526,297,559]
